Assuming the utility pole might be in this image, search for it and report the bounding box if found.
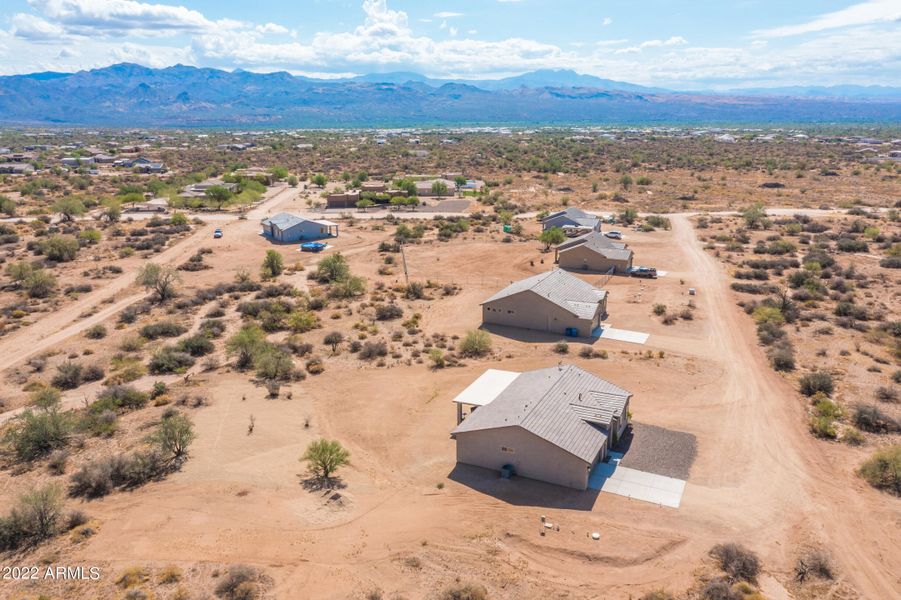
[400,241,410,286]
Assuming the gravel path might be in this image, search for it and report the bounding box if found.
[614,422,697,480]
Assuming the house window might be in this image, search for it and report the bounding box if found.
[501,446,515,454]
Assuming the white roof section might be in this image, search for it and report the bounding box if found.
[314,219,339,226]
[451,369,520,407]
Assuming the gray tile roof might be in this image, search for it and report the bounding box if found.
[543,207,601,229]
[261,212,305,230]
[482,269,606,320]
[557,231,633,261]
[452,365,631,463]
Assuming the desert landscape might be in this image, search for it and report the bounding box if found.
[0,126,897,600]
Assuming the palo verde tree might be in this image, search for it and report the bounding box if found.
[52,197,86,222]
[204,185,233,210]
[539,226,566,251]
[301,438,350,481]
[226,323,267,369]
[136,263,180,303]
[260,249,285,279]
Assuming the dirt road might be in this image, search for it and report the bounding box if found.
[669,214,898,598]
[0,184,301,376]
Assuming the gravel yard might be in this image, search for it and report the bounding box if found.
[615,422,697,480]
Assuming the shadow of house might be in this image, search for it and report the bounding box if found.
[446,463,601,511]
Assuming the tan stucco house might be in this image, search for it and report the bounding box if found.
[481,269,607,338]
[451,365,632,490]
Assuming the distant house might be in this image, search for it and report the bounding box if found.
[542,207,601,233]
[92,154,117,164]
[179,179,236,198]
[235,167,275,185]
[0,163,35,175]
[555,231,633,274]
[135,162,166,174]
[414,178,455,197]
[326,190,361,209]
[481,269,607,338]
[360,181,387,193]
[260,212,339,243]
[61,156,94,167]
[451,365,632,490]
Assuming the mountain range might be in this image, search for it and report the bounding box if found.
[0,63,899,127]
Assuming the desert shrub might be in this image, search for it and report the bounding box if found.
[701,578,739,600]
[157,565,183,584]
[875,386,899,403]
[214,565,259,600]
[286,310,320,333]
[85,324,107,339]
[756,321,785,346]
[553,340,569,354]
[798,372,834,397]
[842,428,865,445]
[140,320,187,340]
[305,357,325,374]
[459,330,491,357]
[200,319,227,338]
[852,404,899,433]
[52,361,84,389]
[176,334,215,357]
[404,281,426,299]
[709,542,760,582]
[437,582,488,600]
[428,348,446,368]
[768,345,795,371]
[835,237,868,253]
[359,340,388,360]
[0,484,65,551]
[858,445,901,495]
[652,303,666,316]
[47,449,69,475]
[323,331,344,352]
[5,407,72,461]
[94,385,148,412]
[254,348,294,381]
[79,409,118,437]
[150,413,195,462]
[69,459,116,498]
[794,550,834,582]
[328,275,366,298]
[40,235,80,262]
[149,347,195,374]
[809,416,837,439]
[375,303,404,320]
[640,592,675,600]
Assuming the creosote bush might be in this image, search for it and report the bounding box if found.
[459,330,491,357]
[709,542,761,583]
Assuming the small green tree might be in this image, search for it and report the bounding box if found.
[619,208,638,225]
[539,227,566,251]
[52,198,86,221]
[742,203,770,230]
[227,324,267,369]
[204,185,233,210]
[150,413,195,462]
[269,166,289,180]
[619,174,633,190]
[324,331,344,353]
[311,174,328,188]
[356,199,375,212]
[315,253,350,283]
[301,439,350,480]
[261,249,284,278]
[136,263,180,303]
[431,180,449,196]
[454,176,467,193]
[287,175,298,187]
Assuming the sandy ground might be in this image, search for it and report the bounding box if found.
[0,210,898,600]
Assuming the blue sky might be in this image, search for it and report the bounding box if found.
[0,0,898,88]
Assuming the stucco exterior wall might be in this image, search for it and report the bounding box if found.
[558,245,632,274]
[455,425,595,490]
[482,291,598,337]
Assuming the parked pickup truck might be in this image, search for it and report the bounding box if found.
[300,241,327,252]
[628,266,657,279]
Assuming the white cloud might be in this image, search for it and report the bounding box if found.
[754,0,901,38]
[24,0,224,37]
[255,23,290,35]
[615,36,687,54]
[10,13,67,41]
[433,12,462,18]
[602,17,612,26]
